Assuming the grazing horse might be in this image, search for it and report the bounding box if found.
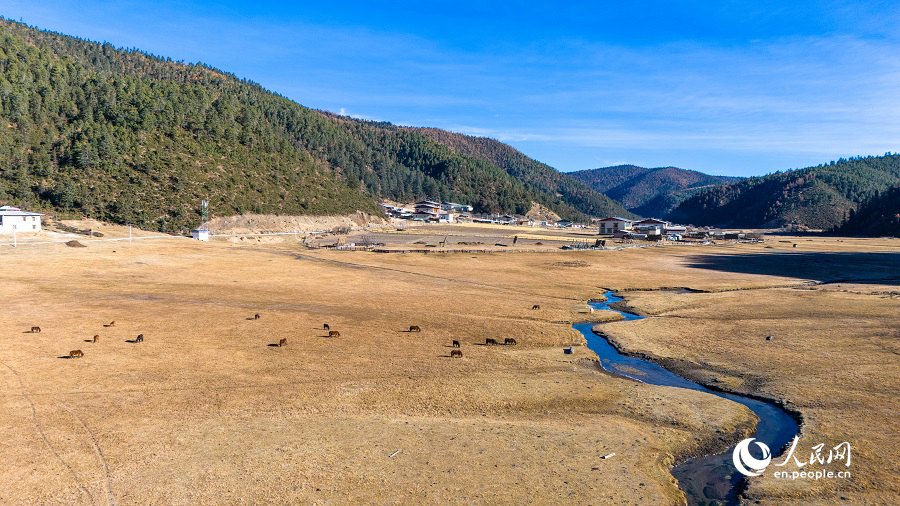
[135,334,144,343]
[328,330,341,337]
[278,338,288,347]
[504,338,517,345]
[485,338,498,346]
[450,350,463,358]
[409,325,421,333]
[92,335,99,343]
[104,321,115,327]
[30,326,41,333]
[452,340,460,348]
[531,304,541,310]
[323,323,330,330]
[69,350,84,358]
[253,313,262,320]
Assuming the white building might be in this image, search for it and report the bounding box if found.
[0,206,43,234]
[598,217,632,235]
[191,229,210,241]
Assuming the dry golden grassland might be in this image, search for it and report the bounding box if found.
[0,227,896,504]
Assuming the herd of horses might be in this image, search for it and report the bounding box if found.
[39,303,538,360]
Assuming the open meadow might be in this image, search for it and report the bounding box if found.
[0,225,897,505]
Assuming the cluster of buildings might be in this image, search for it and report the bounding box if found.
[381,200,590,228]
[381,200,473,223]
[0,205,43,234]
[597,217,687,240]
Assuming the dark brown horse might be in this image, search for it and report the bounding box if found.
[485,338,498,345]
[531,304,541,310]
[278,338,288,347]
[323,323,330,330]
[92,335,99,343]
[504,338,517,345]
[135,334,144,343]
[30,326,41,333]
[69,350,84,358]
[450,350,463,358]
[253,313,262,320]
[452,340,460,348]
[328,330,341,337]
[409,325,421,332]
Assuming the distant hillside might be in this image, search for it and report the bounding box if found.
[416,129,631,218]
[668,155,900,229]
[833,185,900,237]
[0,19,622,231]
[569,165,740,217]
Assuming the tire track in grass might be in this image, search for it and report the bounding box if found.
[0,359,95,505]
[61,403,116,506]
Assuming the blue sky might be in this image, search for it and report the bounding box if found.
[1,1,898,176]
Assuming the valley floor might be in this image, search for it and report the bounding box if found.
[0,226,896,504]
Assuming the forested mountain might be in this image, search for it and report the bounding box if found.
[415,128,631,218]
[0,19,624,231]
[668,155,900,229]
[833,185,900,237]
[569,165,740,217]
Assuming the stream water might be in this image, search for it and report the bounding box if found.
[575,291,799,505]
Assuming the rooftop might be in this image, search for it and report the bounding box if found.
[0,205,43,216]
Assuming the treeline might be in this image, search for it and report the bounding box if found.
[834,186,900,237]
[668,155,900,230]
[0,19,376,231]
[0,19,625,231]
[415,128,630,218]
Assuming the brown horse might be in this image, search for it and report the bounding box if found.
[485,338,498,346]
[504,338,517,345]
[103,321,115,327]
[452,340,460,348]
[323,323,330,330]
[531,304,541,310]
[278,338,288,347]
[69,350,84,358]
[30,326,41,333]
[450,350,463,358]
[328,330,341,337]
[409,325,421,332]
[92,335,99,343]
[135,334,144,343]
[253,313,262,320]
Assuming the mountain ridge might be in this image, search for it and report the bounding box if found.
[668,155,900,229]
[569,164,741,217]
[0,18,629,231]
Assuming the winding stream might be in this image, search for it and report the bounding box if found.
[575,291,799,505]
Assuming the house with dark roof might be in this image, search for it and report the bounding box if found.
[598,217,632,235]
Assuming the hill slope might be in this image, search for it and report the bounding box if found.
[569,165,740,217]
[833,185,900,237]
[416,128,631,218]
[0,19,625,231]
[668,155,900,229]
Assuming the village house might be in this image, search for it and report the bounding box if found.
[413,200,442,221]
[632,218,669,236]
[0,206,43,234]
[598,217,632,235]
[441,202,473,212]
